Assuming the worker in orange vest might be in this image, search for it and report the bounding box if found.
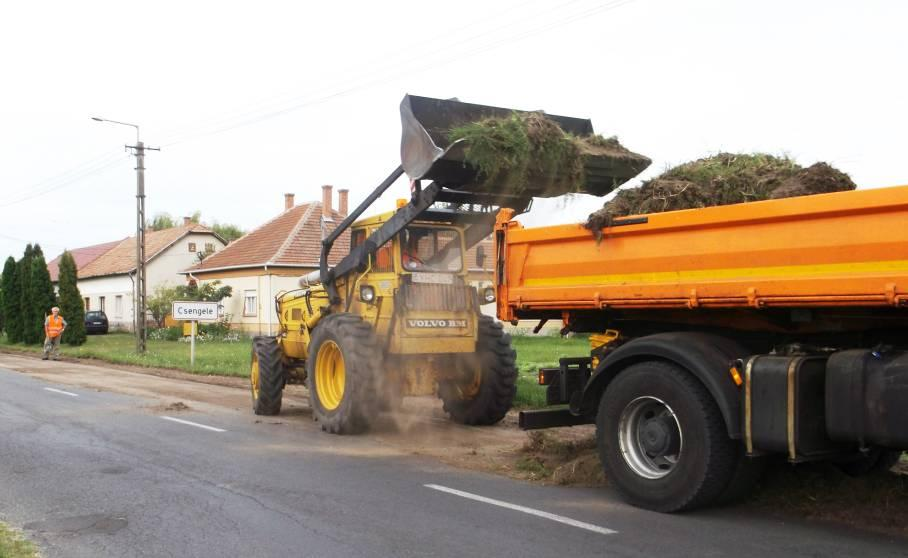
[43,306,67,361]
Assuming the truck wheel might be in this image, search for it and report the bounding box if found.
[441,315,517,426]
[250,336,284,416]
[596,361,737,512]
[836,448,903,477]
[306,313,381,434]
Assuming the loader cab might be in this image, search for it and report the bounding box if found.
[349,217,467,279]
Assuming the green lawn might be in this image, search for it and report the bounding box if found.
[0,522,37,558]
[0,333,250,377]
[0,331,588,408]
[511,333,589,407]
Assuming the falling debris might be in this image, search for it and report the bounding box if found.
[584,153,857,233]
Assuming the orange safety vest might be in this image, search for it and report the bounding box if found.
[46,315,64,338]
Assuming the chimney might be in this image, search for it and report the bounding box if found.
[284,193,295,210]
[338,189,349,216]
[183,216,191,226]
[321,185,333,217]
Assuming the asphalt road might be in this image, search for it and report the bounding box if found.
[1,363,906,558]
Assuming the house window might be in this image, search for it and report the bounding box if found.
[99,296,106,312]
[204,242,215,253]
[188,242,197,252]
[115,295,123,318]
[244,290,257,317]
[84,297,90,310]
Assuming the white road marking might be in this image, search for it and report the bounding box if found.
[43,387,79,397]
[161,416,226,433]
[424,484,617,535]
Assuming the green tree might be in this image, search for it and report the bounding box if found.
[176,279,232,302]
[16,244,34,343]
[1,257,18,340]
[24,245,56,345]
[148,283,181,328]
[150,213,176,231]
[57,251,86,346]
[211,221,245,243]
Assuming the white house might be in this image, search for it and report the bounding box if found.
[48,220,227,330]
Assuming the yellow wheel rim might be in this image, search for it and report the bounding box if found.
[250,354,261,401]
[315,340,345,410]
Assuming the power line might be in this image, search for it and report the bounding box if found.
[158,0,627,147]
[0,155,127,208]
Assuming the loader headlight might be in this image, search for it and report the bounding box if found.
[482,287,496,304]
[359,285,376,303]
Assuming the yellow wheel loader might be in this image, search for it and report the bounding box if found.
[248,95,648,434]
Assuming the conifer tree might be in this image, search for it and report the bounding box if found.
[16,245,34,343]
[24,245,57,345]
[57,251,86,345]
[2,256,20,342]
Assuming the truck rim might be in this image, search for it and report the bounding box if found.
[618,396,683,479]
[316,340,346,411]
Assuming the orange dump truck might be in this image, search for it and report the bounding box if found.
[496,185,908,512]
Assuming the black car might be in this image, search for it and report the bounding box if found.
[85,310,109,334]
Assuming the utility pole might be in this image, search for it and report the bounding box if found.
[92,117,158,353]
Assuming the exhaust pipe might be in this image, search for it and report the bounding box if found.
[299,269,321,288]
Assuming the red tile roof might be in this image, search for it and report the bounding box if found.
[187,202,350,272]
[73,224,219,279]
[47,240,123,282]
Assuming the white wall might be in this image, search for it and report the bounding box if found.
[201,273,304,335]
[80,275,134,330]
[78,232,227,331]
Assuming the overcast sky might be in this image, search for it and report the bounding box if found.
[2,0,906,262]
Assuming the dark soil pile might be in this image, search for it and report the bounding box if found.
[448,112,650,197]
[585,153,856,233]
[751,458,908,538]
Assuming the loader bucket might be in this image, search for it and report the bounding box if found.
[400,94,651,197]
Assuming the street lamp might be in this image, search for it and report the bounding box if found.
[92,116,154,353]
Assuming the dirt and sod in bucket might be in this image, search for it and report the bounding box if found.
[584,153,857,234]
[447,111,650,197]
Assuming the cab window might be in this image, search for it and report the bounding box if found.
[400,227,462,272]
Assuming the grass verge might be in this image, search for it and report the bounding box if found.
[0,522,37,558]
[0,333,249,377]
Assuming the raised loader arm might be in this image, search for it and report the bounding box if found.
[315,94,648,304]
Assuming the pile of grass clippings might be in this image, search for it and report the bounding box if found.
[448,112,642,197]
[585,153,856,233]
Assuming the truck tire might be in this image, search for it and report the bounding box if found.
[596,360,738,512]
[250,336,284,416]
[836,448,903,477]
[307,313,381,434]
[441,315,517,426]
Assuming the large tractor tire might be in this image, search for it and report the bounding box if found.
[596,360,738,513]
[306,313,382,435]
[250,336,285,416]
[440,315,517,426]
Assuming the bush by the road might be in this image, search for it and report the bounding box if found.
[0,522,37,558]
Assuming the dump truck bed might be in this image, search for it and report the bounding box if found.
[496,185,908,322]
